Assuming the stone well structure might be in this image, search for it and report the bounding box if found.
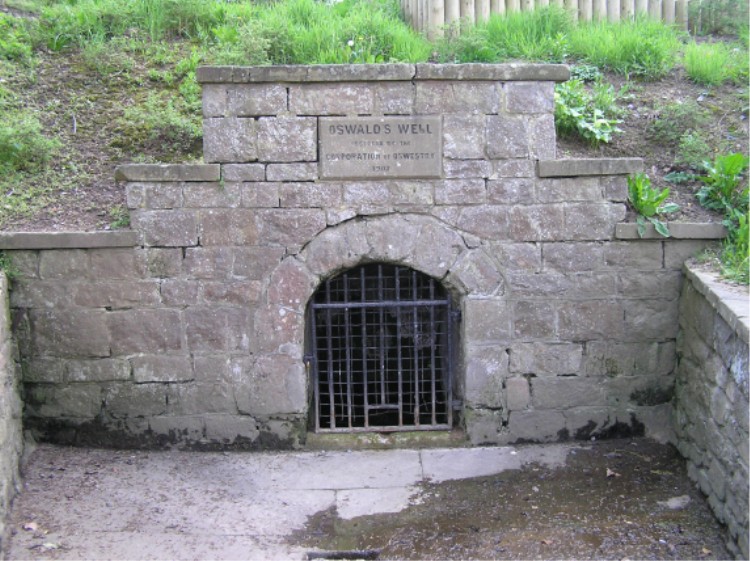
[0,64,726,449]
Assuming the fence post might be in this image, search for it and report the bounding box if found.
[490,0,505,16]
[550,0,565,8]
[507,0,520,11]
[607,0,621,20]
[676,0,688,29]
[446,0,461,31]
[564,0,579,20]
[461,0,476,24]
[621,0,635,19]
[648,0,662,20]
[580,0,593,20]
[537,0,551,7]
[476,0,491,21]
[429,0,446,38]
[592,0,606,20]
[635,0,648,14]
[662,0,675,24]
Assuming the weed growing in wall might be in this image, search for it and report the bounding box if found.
[627,173,680,237]
[554,79,622,145]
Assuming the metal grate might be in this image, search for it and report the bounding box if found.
[307,263,456,432]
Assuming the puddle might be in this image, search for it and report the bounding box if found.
[291,438,732,560]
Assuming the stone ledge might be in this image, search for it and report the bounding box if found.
[615,222,726,240]
[115,164,220,182]
[0,231,139,250]
[538,158,643,177]
[684,263,749,345]
[415,63,569,82]
[196,63,569,83]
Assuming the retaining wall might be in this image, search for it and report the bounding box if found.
[0,273,23,553]
[673,264,749,559]
[0,64,725,450]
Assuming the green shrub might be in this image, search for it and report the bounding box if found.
[0,110,60,174]
[676,131,712,169]
[645,101,710,147]
[554,79,622,145]
[567,17,681,79]
[696,152,749,214]
[720,211,749,284]
[112,93,201,160]
[683,41,746,85]
[627,173,680,237]
[0,12,34,64]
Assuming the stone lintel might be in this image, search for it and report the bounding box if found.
[196,63,569,84]
[615,223,727,240]
[115,164,221,182]
[0,231,139,250]
[538,158,643,177]
[684,263,749,344]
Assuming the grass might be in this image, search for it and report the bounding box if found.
[683,41,748,85]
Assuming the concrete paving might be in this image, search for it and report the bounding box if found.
[3,442,574,560]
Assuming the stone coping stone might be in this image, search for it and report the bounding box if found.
[615,222,726,240]
[115,164,220,182]
[0,231,139,250]
[196,63,569,83]
[538,158,643,177]
[684,263,749,344]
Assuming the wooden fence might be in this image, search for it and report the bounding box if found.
[402,0,690,37]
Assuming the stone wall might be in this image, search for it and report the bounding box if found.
[673,264,749,559]
[0,64,725,450]
[0,272,23,552]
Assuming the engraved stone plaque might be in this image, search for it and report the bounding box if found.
[319,116,442,179]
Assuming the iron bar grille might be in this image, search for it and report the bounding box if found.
[308,263,454,433]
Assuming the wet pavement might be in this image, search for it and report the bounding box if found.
[2,438,732,560]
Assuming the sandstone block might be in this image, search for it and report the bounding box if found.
[464,346,509,408]
[257,117,316,162]
[558,300,624,340]
[241,182,281,208]
[167,383,237,416]
[583,341,662,377]
[457,206,510,240]
[267,258,316,311]
[10,280,76,309]
[465,299,511,343]
[185,307,252,352]
[115,164,220,182]
[66,359,131,382]
[194,355,232,384]
[374,83,414,114]
[465,408,505,445]
[450,248,506,297]
[226,84,287,116]
[510,205,565,241]
[33,385,102,419]
[490,159,535,178]
[201,83,227,117]
[443,115,485,159]
[565,203,625,240]
[235,354,307,416]
[203,117,258,163]
[487,178,534,204]
[183,182,241,208]
[623,299,680,341]
[31,309,110,358]
[530,114,556,160]
[160,280,201,307]
[486,116,529,159]
[252,304,304,355]
[510,342,583,375]
[108,309,183,355]
[39,249,89,280]
[204,414,260,445]
[508,410,566,443]
[602,241,663,270]
[22,358,65,383]
[536,178,602,203]
[343,181,433,207]
[255,209,326,248]
[184,247,234,279]
[148,415,205,442]
[289,83,374,115]
[105,383,168,418]
[435,179,485,205]
[508,271,616,299]
[267,163,318,182]
[505,377,531,410]
[233,246,285,280]
[131,355,193,383]
[131,210,198,247]
[505,82,555,114]
[89,249,144,280]
[512,301,557,339]
[200,209,258,246]
[145,248,182,278]
[73,281,161,309]
[616,271,682,300]
[443,159,492,179]
[532,376,607,409]
[202,280,262,306]
[489,242,541,273]
[279,182,342,208]
[415,82,499,114]
[222,164,266,182]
